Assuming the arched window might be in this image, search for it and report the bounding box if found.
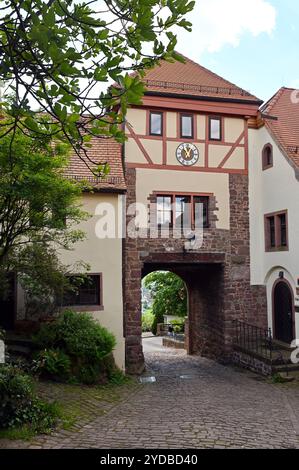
[262,143,273,170]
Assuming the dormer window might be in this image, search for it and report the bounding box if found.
[150,112,163,136]
[209,117,222,141]
[180,114,194,139]
[262,143,273,170]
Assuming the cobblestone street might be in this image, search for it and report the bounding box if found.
[1,338,299,449]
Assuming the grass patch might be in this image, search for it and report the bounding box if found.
[0,425,36,441]
[0,373,138,440]
[109,369,133,386]
[0,401,62,441]
[270,373,289,384]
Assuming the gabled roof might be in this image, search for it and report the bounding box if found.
[262,87,299,168]
[142,55,262,103]
[65,136,126,192]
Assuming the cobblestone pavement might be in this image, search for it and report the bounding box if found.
[2,339,299,449]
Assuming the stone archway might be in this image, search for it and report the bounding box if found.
[124,251,226,374]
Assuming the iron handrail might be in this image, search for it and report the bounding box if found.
[233,320,273,361]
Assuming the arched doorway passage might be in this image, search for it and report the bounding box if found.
[141,257,224,361]
[124,250,227,375]
[273,279,295,344]
[142,271,188,354]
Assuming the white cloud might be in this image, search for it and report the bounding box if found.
[177,0,277,55]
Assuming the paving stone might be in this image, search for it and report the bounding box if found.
[1,343,299,449]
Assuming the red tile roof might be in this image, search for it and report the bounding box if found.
[142,55,262,103]
[65,136,126,192]
[262,87,299,168]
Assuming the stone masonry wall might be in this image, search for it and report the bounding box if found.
[124,168,268,373]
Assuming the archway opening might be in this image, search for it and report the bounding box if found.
[142,271,189,356]
[273,280,295,344]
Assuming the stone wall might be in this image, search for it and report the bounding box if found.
[163,337,185,350]
[231,351,273,376]
[123,168,144,374]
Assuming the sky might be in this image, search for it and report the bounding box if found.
[175,0,299,102]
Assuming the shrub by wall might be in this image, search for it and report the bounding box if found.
[142,309,154,332]
[33,310,117,385]
[0,364,58,431]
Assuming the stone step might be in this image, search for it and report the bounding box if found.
[272,339,294,352]
[6,344,32,358]
[271,352,293,365]
[272,363,299,373]
[5,336,35,348]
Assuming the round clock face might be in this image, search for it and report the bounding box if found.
[176,143,199,166]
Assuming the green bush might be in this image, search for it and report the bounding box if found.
[151,310,164,336]
[173,325,181,334]
[33,310,117,384]
[108,368,131,386]
[0,364,58,431]
[34,310,116,361]
[142,309,154,332]
[32,349,71,381]
[170,318,185,333]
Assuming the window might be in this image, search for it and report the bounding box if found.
[63,274,103,308]
[279,213,287,247]
[268,216,276,248]
[180,114,194,139]
[175,196,191,228]
[157,196,172,227]
[262,144,273,170]
[194,196,209,229]
[150,112,163,136]
[265,211,288,251]
[156,193,209,229]
[209,117,222,141]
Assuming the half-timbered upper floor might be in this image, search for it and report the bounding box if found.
[124,55,262,232]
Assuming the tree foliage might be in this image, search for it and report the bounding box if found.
[0,0,195,172]
[144,271,187,325]
[0,124,87,313]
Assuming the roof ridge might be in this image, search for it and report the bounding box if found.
[263,87,299,169]
[176,53,259,99]
[262,87,285,114]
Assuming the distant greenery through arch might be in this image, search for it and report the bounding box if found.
[142,271,187,335]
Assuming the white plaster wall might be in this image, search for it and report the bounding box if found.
[136,168,230,230]
[126,108,147,135]
[59,193,125,370]
[167,112,177,138]
[249,125,299,338]
[224,117,244,142]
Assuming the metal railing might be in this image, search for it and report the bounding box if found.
[157,323,185,342]
[65,175,123,185]
[144,79,252,97]
[233,320,273,361]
